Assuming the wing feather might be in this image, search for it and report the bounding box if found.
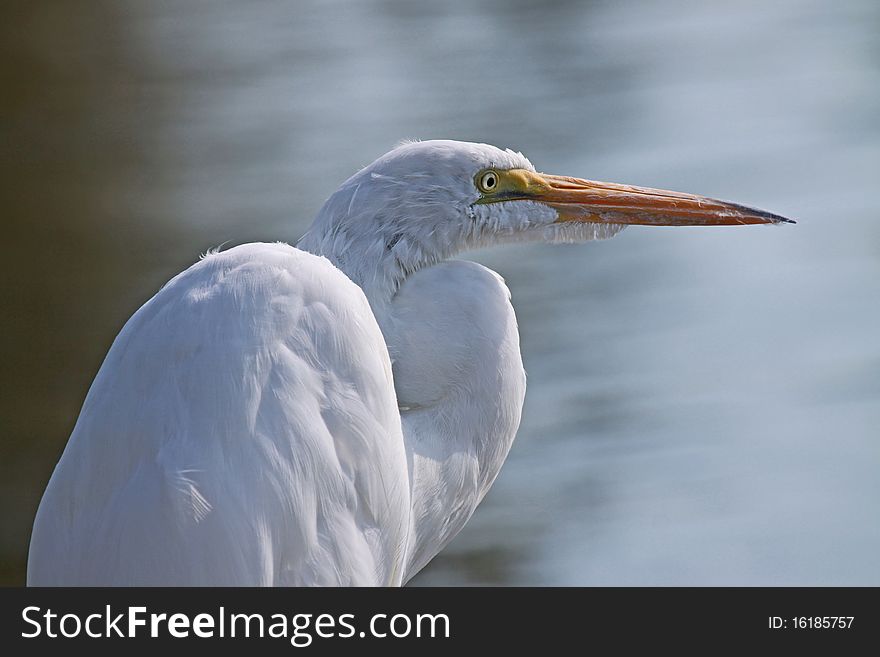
[28,243,409,585]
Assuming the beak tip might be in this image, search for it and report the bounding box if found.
[764,210,796,225]
[722,199,795,225]
[765,214,796,225]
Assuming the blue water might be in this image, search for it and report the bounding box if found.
[3,0,877,584]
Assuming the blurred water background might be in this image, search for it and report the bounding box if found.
[2,0,878,585]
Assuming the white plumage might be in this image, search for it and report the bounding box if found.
[29,244,410,584]
[28,140,790,585]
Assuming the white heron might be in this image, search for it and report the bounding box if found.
[28,140,792,585]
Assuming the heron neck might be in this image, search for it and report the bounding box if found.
[370,261,526,581]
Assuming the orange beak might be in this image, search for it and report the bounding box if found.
[502,170,794,226]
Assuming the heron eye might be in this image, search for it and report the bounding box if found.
[477,170,499,193]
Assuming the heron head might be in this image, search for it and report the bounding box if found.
[299,139,792,298]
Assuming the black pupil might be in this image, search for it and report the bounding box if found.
[485,174,495,188]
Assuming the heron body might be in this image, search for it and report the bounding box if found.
[28,140,791,585]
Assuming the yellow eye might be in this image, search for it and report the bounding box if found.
[477,170,499,193]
